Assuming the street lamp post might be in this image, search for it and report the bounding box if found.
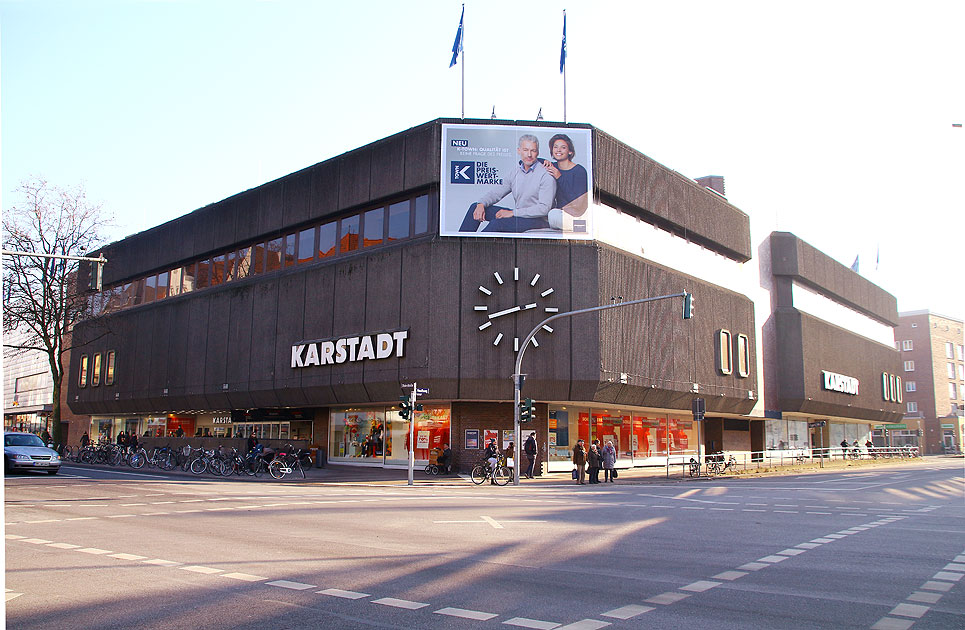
[511,291,690,485]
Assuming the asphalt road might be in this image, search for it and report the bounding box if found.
[4,459,964,630]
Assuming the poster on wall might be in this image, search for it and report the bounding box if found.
[502,430,515,450]
[440,124,593,239]
[484,429,499,446]
[417,430,430,449]
[465,429,479,450]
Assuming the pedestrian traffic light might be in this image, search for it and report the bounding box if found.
[519,398,534,423]
[917,429,923,437]
[398,396,411,420]
[682,292,694,319]
[415,403,424,412]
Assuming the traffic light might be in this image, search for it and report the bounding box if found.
[399,396,411,420]
[682,292,694,319]
[917,429,923,437]
[87,260,103,292]
[519,398,534,423]
[415,403,424,412]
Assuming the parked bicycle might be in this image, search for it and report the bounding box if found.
[268,444,306,480]
[705,454,737,476]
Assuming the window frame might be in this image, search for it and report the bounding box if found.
[78,355,89,388]
[105,351,116,386]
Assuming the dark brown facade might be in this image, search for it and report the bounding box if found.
[766,232,904,423]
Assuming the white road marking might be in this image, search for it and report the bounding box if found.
[106,514,135,518]
[601,604,654,619]
[109,553,147,560]
[180,566,223,574]
[942,563,965,572]
[5,590,24,602]
[871,617,916,630]
[65,517,98,521]
[77,548,112,554]
[220,572,267,582]
[645,592,690,605]
[712,571,747,581]
[906,591,941,604]
[932,571,963,581]
[318,588,369,599]
[680,580,720,592]
[5,534,26,540]
[21,538,53,544]
[267,580,317,590]
[921,581,953,592]
[502,618,561,629]
[777,549,807,556]
[757,555,788,563]
[889,603,930,618]
[143,559,180,566]
[811,538,835,543]
[434,607,499,621]
[373,597,429,610]
[24,519,60,524]
[737,562,769,571]
[46,543,81,549]
[556,620,611,630]
[795,543,821,549]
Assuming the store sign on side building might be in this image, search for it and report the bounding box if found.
[821,370,859,395]
[291,330,408,368]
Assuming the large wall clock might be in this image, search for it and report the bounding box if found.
[473,267,558,351]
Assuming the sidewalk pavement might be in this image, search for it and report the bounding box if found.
[62,454,949,486]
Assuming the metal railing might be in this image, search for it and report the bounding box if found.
[680,445,921,478]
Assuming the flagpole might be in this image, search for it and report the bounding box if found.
[562,10,567,123]
[462,11,465,120]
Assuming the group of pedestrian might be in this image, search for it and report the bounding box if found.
[115,431,139,450]
[571,439,617,484]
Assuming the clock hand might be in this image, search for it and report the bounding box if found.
[489,305,521,319]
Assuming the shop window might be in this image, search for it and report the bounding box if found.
[317,222,336,259]
[266,238,283,272]
[156,271,169,300]
[297,227,316,264]
[78,355,89,388]
[736,334,750,377]
[414,195,429,234]
[716,329,733,375]
[283,233,297,267]
[364,207,384,247]
[106,351,115,386]
[196,260,211,289]
[340,215,360,253]
[91,353,102,387]
[388,200,410,241]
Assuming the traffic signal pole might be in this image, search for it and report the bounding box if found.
[511,291,689,486]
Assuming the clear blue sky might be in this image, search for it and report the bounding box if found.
[3,0,963,319]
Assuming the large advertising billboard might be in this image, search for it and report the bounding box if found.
[440,124,593,239]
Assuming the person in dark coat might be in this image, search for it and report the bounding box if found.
[572,439,587,485]
[587,440,601,484]
[524,432,538,479]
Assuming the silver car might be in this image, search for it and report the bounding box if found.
[4,432,61,475]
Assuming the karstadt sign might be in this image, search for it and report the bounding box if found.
[291,330,408,368]
[821,370,859,396]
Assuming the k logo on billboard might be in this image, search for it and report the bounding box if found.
[450,161,475,184]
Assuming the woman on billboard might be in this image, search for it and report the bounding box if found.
[542,133,589,231]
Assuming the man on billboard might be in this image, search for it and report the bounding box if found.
[458,134,556,233]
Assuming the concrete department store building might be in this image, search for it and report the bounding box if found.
[67,118,905,470]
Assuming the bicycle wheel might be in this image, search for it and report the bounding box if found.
[294,460,306,479]
[130,452,145,469]
[160,452,176,471]
[470,464,487,485]
[190,457,207,475]
[689,460,700,477]
[493,466,510,486]
[268,459,286,480]
[251,457,266,478]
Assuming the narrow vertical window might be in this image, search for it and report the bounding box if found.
[91,353,102,387]
[298,227,316,264]
[266,238,283,272]
[79,355,89,388]
[318,222,337,259]
[414,195,429,234]
[196,260,211,289]
[156,271,169,300]
[736,334,750,377]
[388,200,410,241]
[716,330,733,375]
[169,268,182,297]
[284,234,297,267]
[364,207,384,247]
[105,351,116,386]
[340,215,360,253]
[211,254,225,285]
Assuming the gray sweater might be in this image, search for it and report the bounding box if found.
[477,161,557,219]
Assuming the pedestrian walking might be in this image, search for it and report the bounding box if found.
[588,440,601,484]
[602,439,617,482]
[524,432,538,479]
[572,439,586,485]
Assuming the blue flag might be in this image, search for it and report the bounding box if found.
[450,6,464,68]
[559,12,567,73]
[850,255,859,272]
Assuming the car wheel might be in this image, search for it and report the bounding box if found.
[47,469,59,475]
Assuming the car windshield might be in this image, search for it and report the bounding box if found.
[5,434,46,448]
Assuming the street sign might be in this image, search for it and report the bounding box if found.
[401,382,415,389]
[807,421,826,428]
[691,397,705,421]
[416,387,429,396]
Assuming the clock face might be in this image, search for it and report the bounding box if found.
[473,267,557,351]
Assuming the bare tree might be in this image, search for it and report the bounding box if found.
[3,178,112,446]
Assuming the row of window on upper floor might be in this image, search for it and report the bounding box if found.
[88,194,430,316]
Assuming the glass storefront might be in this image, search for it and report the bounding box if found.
[548,406,697,469]
[329,405,450,467]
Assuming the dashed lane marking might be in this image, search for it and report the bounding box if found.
[180,566,223,574]
[220,572,268,582]
[645,592,691,605]
[680,580,720,592]
[601,604,654,620]
[143,559,181,566]
[556,620,611,630]
[712,571,747,581]
[434,607,499,621]
[502,618,560,629]
[267,580,317,590]
[5,589,23,602]
[109,553,147,560]
[372,597,429,610]
[77,548,112,554]
[318,588,369,599]
[46,543,81,549]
